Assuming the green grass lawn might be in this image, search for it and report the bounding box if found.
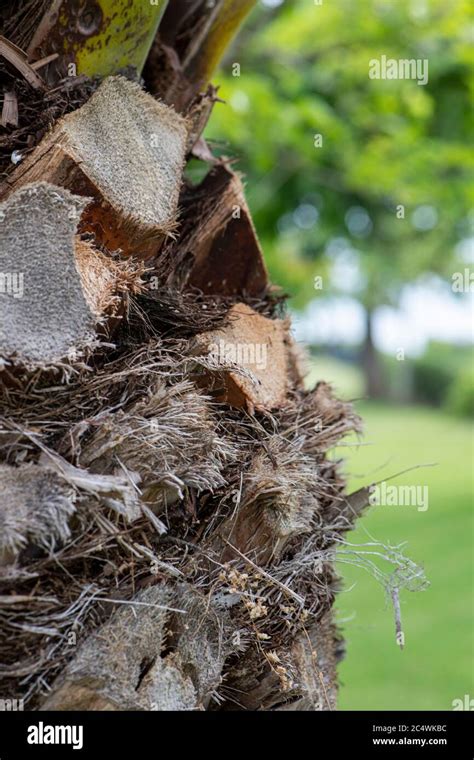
[309,357,474,710]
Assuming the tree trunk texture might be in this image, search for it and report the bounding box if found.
[0,1,369,711]
[362,309,386,400]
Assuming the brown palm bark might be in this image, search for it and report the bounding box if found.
[0,0,369,711]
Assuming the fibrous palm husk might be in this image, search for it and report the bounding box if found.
[0,10,375,713]
[0,315,364,708]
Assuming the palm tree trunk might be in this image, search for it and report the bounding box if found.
[0,0,369,711]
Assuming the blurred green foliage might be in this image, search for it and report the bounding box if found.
[447,365,474,417]
[206,0,472,310]
[411,341,473,407]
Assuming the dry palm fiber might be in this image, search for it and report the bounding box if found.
[0,31,370,712]
[0,317,364,708]
[0,463,75,565]
[1,76,189,257]
[0,178,365,711]
[0,74,98,183]
[0,1,52,53]
[159,164,269,296]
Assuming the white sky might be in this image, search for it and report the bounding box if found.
[292,284,473,357]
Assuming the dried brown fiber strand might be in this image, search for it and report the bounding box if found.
[0,75,98,182]
[0,0,50,53]
[0,462,75,566]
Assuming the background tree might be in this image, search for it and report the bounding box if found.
[206,0,472,396]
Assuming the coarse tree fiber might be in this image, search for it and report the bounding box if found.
[0,0,373,711]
